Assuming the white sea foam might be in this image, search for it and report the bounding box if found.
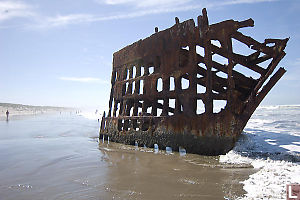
[240,160,300,200]
[220,105,300,200]
[78,111,101,120]
[220,136,300,199]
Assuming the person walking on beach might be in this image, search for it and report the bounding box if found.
[6,110,9,121]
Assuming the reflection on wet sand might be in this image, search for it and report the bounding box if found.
[98,141,255,200]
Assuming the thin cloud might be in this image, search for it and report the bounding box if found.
[291,58,300,66]
[1,0,280,29]
[59,77,109,84]
[280,58,300,81]
[97,0,277,8]
[41,14,93,28]
[223,0,277,5]
[98,0,192,8]
[99,0,135,5]
[31,3,206,29]
[43,0,279,28]
[0,0,34,22]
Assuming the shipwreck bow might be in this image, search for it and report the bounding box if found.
[100,8,288,155]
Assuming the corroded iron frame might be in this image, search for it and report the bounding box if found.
[100,8,288,155]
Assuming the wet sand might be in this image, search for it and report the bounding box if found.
[0,113,255,200]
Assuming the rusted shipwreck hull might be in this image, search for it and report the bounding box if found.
[100,8,288,155]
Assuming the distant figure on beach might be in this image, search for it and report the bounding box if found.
[6,110,9,121]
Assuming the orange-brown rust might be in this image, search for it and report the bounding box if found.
[100,8,288,155]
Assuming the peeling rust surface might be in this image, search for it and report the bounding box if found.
[100,8,288,155]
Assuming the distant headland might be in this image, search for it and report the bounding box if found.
[0,102,72,120]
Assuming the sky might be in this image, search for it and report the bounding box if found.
[0,0,299,111]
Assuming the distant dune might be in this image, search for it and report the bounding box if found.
[0,103,72,120]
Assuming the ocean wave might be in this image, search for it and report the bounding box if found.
[78,112,101,120]
[258,104,300,110]
[220,131,300,199]
[220,104,300,199]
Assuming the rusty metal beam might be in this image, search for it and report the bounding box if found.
[100,8,288,156]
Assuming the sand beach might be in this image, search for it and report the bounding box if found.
[0,104,299,199]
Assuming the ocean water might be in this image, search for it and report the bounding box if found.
[244,105,300,157]
[0,106,299,200]
[221,105,300,199]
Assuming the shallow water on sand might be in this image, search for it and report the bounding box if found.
[0,113,254,200]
